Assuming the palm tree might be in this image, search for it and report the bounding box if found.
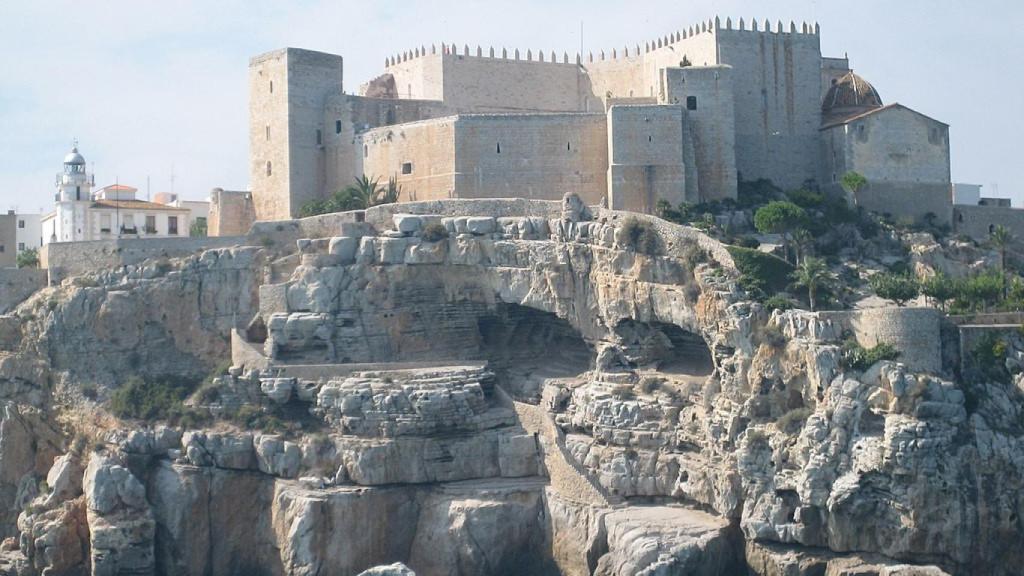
[989,225,1013,272]
[342,175,382,209]
[792,228,814,265]
[790,257,835,312]
[377,176,402,205]
[989,225,1013,298]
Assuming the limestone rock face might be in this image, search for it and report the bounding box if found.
[83,454,155,576]
[1,200,1023,575]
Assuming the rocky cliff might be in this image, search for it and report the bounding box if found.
[0,196,1017,575]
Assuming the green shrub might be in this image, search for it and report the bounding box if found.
[108,375,199,422]
[620,217,660,254]
[421,222,449,242]
[840,340,900,371]
[763,295,795,312]
[968,332,1010,384]
[732,236,760,249]
[727,246,795,298]
[775,407,812,433]
[785,188,824,209]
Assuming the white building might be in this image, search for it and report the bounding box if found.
[953,183,982,206]
[41,146,192,244]
[153,192,210,235]
[15,214,42,254]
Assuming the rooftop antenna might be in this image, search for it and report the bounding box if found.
[170,163,176,196]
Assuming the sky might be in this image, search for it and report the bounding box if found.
[0,0,1021,213]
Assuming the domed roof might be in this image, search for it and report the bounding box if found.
[822,72,882,113]
[63,146,85,165]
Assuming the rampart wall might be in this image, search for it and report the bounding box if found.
[818,307,943,374]
[453,114,609,205]
[358,117,458,201]
[0,268,46,314]
[954,205,1024,241]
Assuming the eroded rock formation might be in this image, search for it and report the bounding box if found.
[0,197,1015,575]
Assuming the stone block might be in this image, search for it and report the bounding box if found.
[466,217,496,235]
[259,284,289,316]
[328,236,358,264]
[356,237,377,264]
[405,240,447,265]
[393,214,423,234]
[378,237,408,264]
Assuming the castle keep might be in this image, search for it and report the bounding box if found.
[250,17,952,221]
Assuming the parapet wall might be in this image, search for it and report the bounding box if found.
[818,307,943,374]
[0,268,47,314]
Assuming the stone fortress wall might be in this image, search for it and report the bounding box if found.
[251,17,837,221]
[817,307,943,374]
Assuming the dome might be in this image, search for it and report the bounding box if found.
[822,72,882,114]
[63,146,85,165]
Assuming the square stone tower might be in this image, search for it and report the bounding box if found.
[250,48,343,220]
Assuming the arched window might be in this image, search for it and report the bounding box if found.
[269,80,273,93]
[266,161,272,176]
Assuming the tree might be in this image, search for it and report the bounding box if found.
[189,218,208,238]
[790,257,835,312]
[754,201,807,263]
[16,248,38,269]
[989,224,1013,273]
[919,272,956,312]
[792,228,814,264]
[840,171,868,195]
[869,273,920,307]
[298,175,402,217]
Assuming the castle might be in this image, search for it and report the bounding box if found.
[249,17,959,226]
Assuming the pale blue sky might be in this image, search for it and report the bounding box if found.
[0,0,1020,212]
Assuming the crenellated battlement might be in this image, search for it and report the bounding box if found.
[383,16,820,69]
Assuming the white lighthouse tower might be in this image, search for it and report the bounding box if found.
[50,144,94,243]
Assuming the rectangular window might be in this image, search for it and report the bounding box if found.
[17,220,24,229]
[145,215,157,234]
[686,96,698,110]
[335,120,342,134]
[316,129,322,146]
[401,162,413,175]
[0,245,5,253]
[100,213,111,233]
[17,243,24,251]
[168,216,178,236]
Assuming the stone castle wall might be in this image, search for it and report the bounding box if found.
[954,205,1024,240]
[716,27,822,191]
[453,114,609,205]
[607,105,687,212]
[359,116,458,202]
[818,307,943,373]
[662,66,737,200]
